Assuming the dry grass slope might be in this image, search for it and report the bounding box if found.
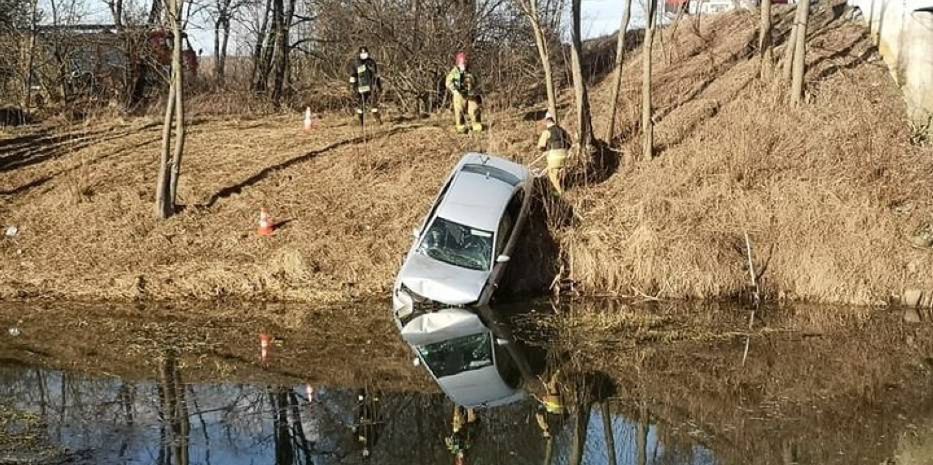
[558,6,933,305]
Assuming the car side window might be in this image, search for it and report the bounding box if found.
[494,344,521,388]
[496,190,524,256]
[496,213,513,257]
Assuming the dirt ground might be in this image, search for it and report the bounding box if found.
[1,5,931,305]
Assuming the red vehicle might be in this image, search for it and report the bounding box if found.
[147,29,199,75]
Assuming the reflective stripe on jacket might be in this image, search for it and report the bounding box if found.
[351,58,378,93]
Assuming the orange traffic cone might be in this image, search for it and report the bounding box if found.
[304,107,314,132]
[260,333,271,363]
[258,208,275,236]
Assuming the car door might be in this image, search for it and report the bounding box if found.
[480,190,524,303]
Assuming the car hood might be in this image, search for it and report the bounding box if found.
[400,308,487,346]
[399,252,488,306]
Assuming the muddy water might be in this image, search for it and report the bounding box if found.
[1,300,932,465]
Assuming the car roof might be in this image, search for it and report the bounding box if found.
[434,153,529,232]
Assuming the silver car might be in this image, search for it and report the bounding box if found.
[392,153,532,318]
[399,306,527,408]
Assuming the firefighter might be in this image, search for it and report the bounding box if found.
[445,52,482,133]
[349,46,381,126]
[537,112,572,195]
[445,406,477,463]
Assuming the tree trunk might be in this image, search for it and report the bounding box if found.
[270,0,294,106]
[172,359,190,465]
[604,0,633,142]
[213,18,222,81]
[758,0,773,79]
[252,0,274,91]
[110,0,124,27]
[270,0,285,104]
[636,402,648,465]
[520,0,558,121]
[155,0,185,219]
[23,0,38,110]
[790,0,810,106]
[570,401,592,465]
[251,0,272,80]
[155,76,175,218]
[213,0,231,85]
[780,21,796,83]
[569,0,594,151]
[148,0,162,24]
[218,18,230,85]
[601,402,617,465]
[642,0,658,160]
[169,17,186,206]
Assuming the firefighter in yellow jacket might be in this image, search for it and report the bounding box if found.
[445,52,482,133]
[537,112,572,195]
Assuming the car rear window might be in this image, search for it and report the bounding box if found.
[461,163,521,186]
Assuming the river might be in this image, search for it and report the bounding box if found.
[0,299,930,464]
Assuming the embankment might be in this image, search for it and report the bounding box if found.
[0,7,930,306]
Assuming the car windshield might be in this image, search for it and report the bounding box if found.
[418,217,493,271]
[417,332,493,378]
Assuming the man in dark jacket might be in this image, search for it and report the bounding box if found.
[349,46,381,126]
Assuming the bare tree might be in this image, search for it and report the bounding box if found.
[569,0,594,152]
[789,0,810,106]
[641,0,658,160]
[103,0,124,27]
[270,0,296,104]
[758,0,772,79]
[211,0,234,86]
[149,0,163,23]
[569,400,592,465]
[636,402,648,465]
[780,18,796,83]
[604,0,633,142]
[249,0,294,106]
[23,0,38,109]
[601,402,617,465]
[158,353,190,465]
[155,0,187,218]
[515,0,558,121]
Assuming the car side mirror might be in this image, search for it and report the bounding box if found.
[412,357,421,367]
[411,228,419,239]
[496,255,510,263]
[495,338,510,346]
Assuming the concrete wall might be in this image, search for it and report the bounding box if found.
[848,0,933,125]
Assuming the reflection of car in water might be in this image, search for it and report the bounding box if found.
[392,153,532,319]
[398,306,527,408]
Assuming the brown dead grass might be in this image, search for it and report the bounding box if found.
[557,6,933,306]
[1,6,930,305]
